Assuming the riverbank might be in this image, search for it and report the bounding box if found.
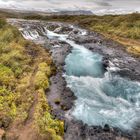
[0,18,63,140]
[8,18,140,140]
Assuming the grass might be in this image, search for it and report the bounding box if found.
[0,18,63,140]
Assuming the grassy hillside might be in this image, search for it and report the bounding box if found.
[0,18,63,140]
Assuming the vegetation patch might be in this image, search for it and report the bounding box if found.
[0,18,63,140]
[34,89,63,140]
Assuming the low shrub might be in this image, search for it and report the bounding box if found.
[0,19,64,139]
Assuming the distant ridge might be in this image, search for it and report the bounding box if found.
[52,10,93,15]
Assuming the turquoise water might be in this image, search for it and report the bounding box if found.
[65,73,140,130]
[65,44,104,77]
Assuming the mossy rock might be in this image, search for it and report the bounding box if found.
[54,98,61,105]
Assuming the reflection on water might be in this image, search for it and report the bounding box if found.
[0,0,140,14]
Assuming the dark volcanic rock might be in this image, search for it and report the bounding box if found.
[64,119,133,140]
[102,56,109,70]
[104,124,110,132]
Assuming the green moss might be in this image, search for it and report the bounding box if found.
[35,71,49,90]
[38,62,51,76]
[54,98,61,105]
[0,27,21,43]
[34,89,64,140]
[0,87,17,119]
[0,64,15,86]
[35,62,51,90]
[0,19,6,28]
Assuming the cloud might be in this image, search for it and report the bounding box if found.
[0,0,140,14]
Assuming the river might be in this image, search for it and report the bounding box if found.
[45,27,140,131]
[8,19,140,139]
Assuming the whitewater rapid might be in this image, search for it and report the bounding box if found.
[42,28,140,131]
[9,20,140,131]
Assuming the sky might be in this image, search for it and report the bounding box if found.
[0,0,140,14]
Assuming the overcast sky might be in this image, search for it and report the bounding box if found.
[0,0,140,14]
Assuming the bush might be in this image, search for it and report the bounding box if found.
[0,19,6,28]
[35,62,51,90]
[0,87,17,120]
[0,64,15,86]
[35,71,49,90]
[0,18,63,140]
[38,62,51,76]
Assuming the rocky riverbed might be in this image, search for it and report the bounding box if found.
[8,19,140,140]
